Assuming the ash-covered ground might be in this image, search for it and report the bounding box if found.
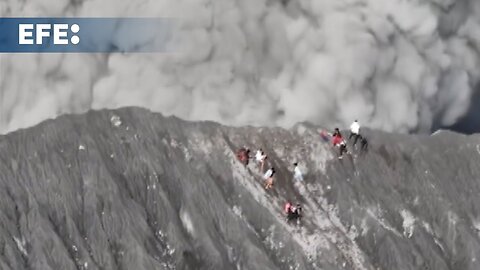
[0,107,479,270]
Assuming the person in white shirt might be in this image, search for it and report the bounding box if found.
[349,120,361,146]
[264,167,275,190]
[255,149,267,172]
[255,149,263,162]
[293,162,303,181]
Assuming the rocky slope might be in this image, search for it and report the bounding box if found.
[0,107,479,270]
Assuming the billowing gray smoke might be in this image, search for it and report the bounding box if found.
[1,0,480,133]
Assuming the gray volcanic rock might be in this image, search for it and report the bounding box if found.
[0,107,479,270]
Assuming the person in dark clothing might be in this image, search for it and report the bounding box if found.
[285,202,302,222]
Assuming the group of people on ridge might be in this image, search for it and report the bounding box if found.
[254,149,275,190]
[235,120,367,224]
[236,147,278,189]
[331,120,367,159]
[236,146,305,222]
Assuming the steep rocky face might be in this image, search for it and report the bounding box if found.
[0,107,479,270]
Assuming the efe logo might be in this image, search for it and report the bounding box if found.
[19,23,80,45]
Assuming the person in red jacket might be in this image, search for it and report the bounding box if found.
[332,128,347,159]
[236,147,250,166]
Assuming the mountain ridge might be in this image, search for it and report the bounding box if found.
[0,107,479,270]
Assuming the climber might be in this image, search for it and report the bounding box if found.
[332,128,343,147]
[284,202,302,222]
[255,149,263,163]
[332,128,347,159]
[255,149,267,172]
[264,167,275,190]
[349,120,362,147]
[291,204,302,221]
[293,162,303,181]
[236,147,250,166]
